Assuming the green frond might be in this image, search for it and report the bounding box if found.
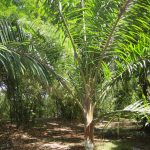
[0,19,50,82]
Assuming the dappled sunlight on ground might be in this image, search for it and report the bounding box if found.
[0,118,150,149]
[0,119,84,149]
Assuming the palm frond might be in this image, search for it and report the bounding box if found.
[0,19,50,82]
[101,100,150,120]
[115,33,150,77]
[123,100,150,114]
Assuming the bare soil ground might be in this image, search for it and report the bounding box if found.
[0,118,150,150]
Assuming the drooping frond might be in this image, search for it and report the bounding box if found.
[0,19,50,83]
[0,44,22,78]
[123,100,150,114]
[103,99,150,118]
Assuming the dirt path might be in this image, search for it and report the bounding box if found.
[0,119,84,150]
[0,119,150,150]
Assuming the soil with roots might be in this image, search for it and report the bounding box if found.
[0,118,150,150]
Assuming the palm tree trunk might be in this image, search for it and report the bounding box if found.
[84,99,94,150]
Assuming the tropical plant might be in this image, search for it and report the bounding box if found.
[0,19,64,125]
[40,0,150,149]
[0,0,150,149]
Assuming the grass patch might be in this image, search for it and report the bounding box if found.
[95,138,150,150]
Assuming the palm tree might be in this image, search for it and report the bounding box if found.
[40,0,150,149]
[0,19,52,125]
[1,0,150,148]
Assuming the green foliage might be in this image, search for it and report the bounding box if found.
[0,0,150,129]
[0,19,51,83]
[0,17,63,125]
[0,90,9,119]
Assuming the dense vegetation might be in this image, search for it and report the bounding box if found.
[0,0,150,149]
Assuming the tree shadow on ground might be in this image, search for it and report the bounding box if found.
[0,119,85,150]
[1,119,150,150]
[25,118,84,143]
